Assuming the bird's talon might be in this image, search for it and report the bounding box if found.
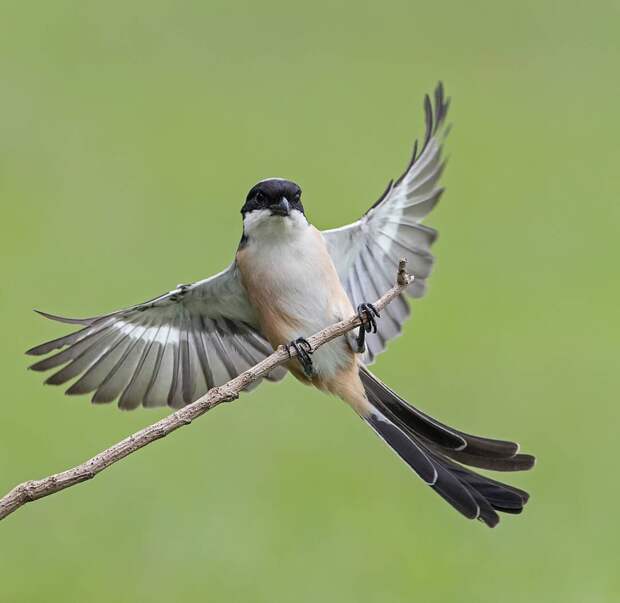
[357,303,380,333]
[286,337,314,377]
[299,339,312,354]
[356,303,381,351]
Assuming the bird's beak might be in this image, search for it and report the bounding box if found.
[271,197,290,216]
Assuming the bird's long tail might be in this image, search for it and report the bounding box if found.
[357,366,535,527]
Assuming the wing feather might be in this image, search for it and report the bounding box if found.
[118,329,162,410]
[27,263,286,409]
[93,332,148,404]
[179,312,194,405]
[192,315,215,390]
[324,83,450,363]
[144,338,174,408]
[47,327,127,388]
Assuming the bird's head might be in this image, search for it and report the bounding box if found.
[240,178,306,240]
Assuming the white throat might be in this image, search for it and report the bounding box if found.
[242,209,309,244]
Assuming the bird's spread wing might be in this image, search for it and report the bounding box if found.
[27,264,287,409]
[323,83,450,364]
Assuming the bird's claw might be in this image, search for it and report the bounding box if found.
[356,303,381,351]
[286,337,314,377]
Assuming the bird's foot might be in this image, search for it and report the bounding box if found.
[286,337,314,378]
[355,303,380,353]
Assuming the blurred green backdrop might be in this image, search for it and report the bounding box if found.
[1,1,619,601]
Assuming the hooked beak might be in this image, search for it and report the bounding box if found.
[270,197,290,216]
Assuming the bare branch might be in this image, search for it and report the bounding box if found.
[0,260,412,522]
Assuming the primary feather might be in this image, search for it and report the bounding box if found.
[27,265,286,409]
[324,82,449,363]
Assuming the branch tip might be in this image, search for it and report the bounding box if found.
[397,258,412,286]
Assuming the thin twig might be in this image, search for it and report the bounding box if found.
[0,260,412,522]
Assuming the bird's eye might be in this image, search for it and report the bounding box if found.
[256,191,265,202]
[294,191,301,201]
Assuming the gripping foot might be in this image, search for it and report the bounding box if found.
[356,303,380,353]
[286,337,314,377]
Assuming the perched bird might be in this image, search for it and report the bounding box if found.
[27,83,534,527]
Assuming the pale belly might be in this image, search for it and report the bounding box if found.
[237,223,356,380]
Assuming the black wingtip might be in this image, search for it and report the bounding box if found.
[25,344,43,357]
[434,82,445,132]
[28,357,51,371]
[392,82,451,190]
[423,94,433,147]
[33,309,95,325]
[364,179,394,216]
[27,309,102,356]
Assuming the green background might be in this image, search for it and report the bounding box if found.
[1,1,618,601]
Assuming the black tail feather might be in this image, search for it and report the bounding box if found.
[360,366,531,466]
[444,449,536,472]
[366,413,438,485]
[360,368,467,451]
[360,368,533,527]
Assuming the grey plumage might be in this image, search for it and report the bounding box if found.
[27,265,286,409]
[323,82,449,363]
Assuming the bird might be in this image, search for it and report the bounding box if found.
[27,83,534,527]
